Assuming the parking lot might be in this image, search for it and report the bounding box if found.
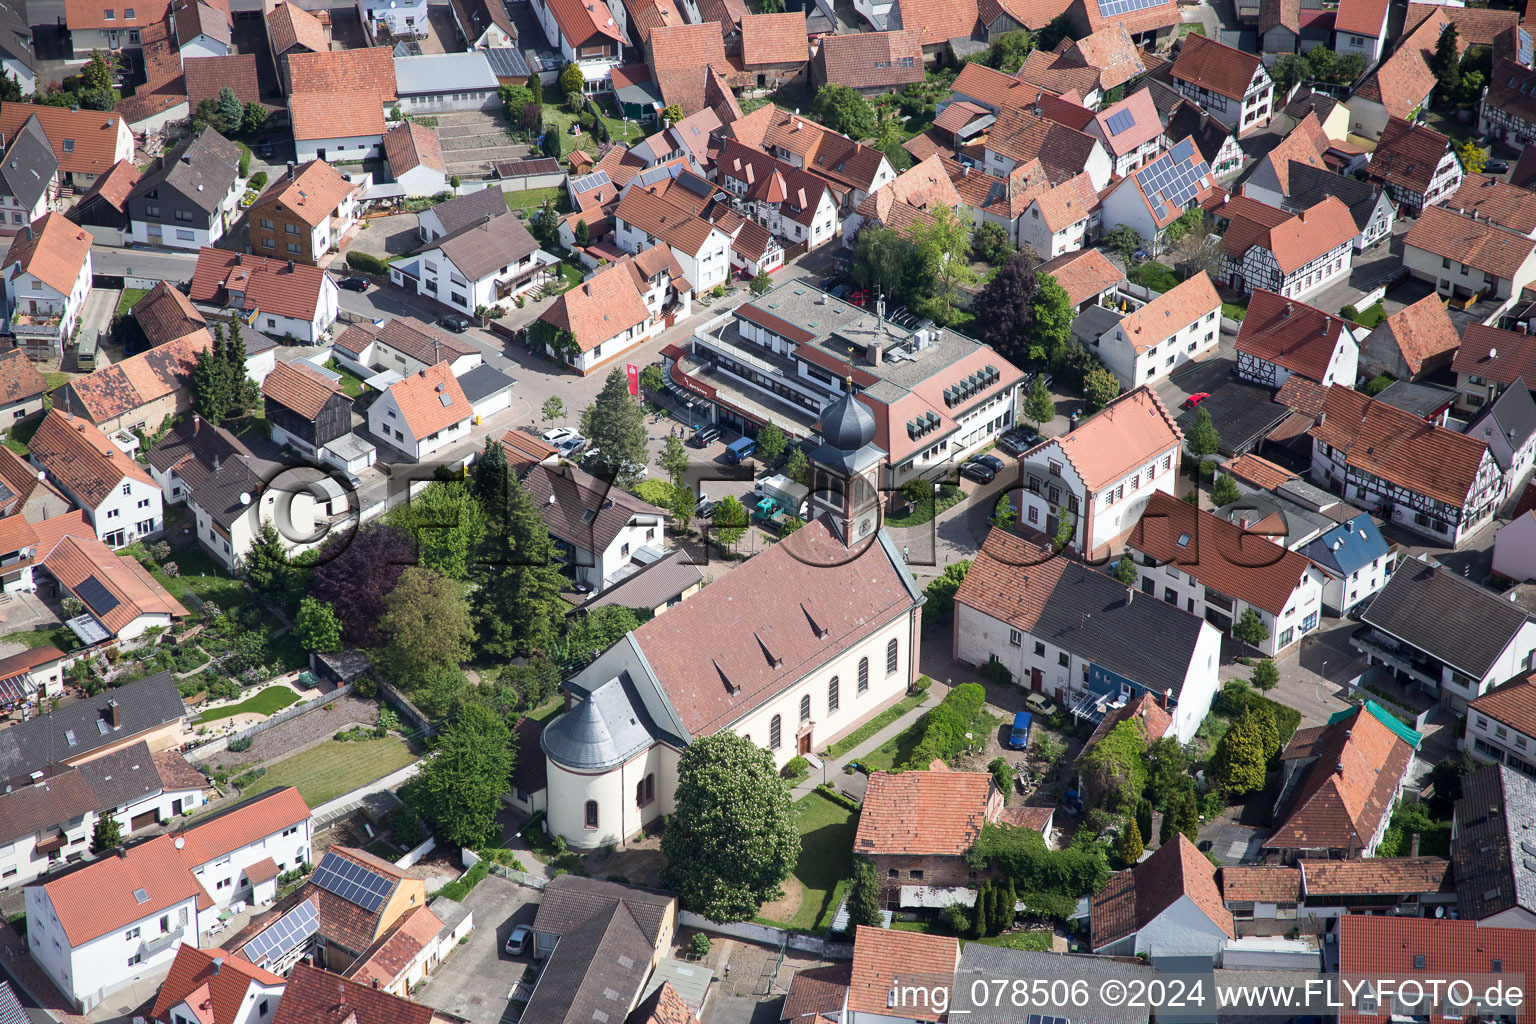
[418,873,536,1024]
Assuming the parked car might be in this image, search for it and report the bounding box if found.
[1183,392,1211,409]
[1024,692,1058,717]
[543,427,580,444]
[505,925,531,956]
[724,436,756,463]
[336,276,369,292]
[436,314,472,333]
[1487,159,1511,174]
[690,424,721,448]
[971,453,1005,474]
[553,436,587,456]
[996,427,1040,457]
[960,459,996,483]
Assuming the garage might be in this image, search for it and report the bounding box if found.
[131,808,158,830]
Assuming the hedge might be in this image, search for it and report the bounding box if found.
[346,251,390,275]
[903,682,988,769]
[248,171,269,191]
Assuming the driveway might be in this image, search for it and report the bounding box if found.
[416,874,537,1024]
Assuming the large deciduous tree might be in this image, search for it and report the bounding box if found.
[810,84,877,140]
[387,480,486,580]
[405,701,515,849]
[972,253,1037,365]
[378,567,474,682]
[311,524,415,647]
[911,205,976,325]
[660,733,801,922]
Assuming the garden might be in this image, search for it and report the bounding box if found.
[756,787,861,933]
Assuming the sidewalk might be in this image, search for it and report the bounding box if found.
[788,682,948,802]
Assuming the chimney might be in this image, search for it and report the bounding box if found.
[868,341,882,366]
[116,845,128,858]
[1283,302,1293,318]
[212,454,219,472]
[286,259,295,272]
[1410,832,1421,857]
[192,413,201,436]
[106,699,120,728]
[213,958,224,975]
[22,223,31,242]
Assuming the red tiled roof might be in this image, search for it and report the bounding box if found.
[1300,856,1449,895]
[1225,452,1296,491]
[2,213,91,295]
[648,22,731,113]
[65,0,168,30]
[1235,289,1351,383]
[66,330,212,425]
[0,106,128,178]
[150,946,283,1024]
[544,0,624,47]
[1452,324,1536,387]
[183,54,263,109]
[741,11,806,66]
[895,0,978,47]
[0,348,47,407]
[855,769,998,857]
[171,787,309,868]
[1129,489,1314,615]
[1117,271,1220,353]
[261,360,345,420]
[130,280,205,346]
[1221,195,1357,276]
[266,0,327,54]
[952,61,1041,114]
[289,91,385,142]
[189,247,333,321]
[538,260,651,353]
[1170,33,1263,102]
[1376,293,1460,378]
[272,963,435,1024]
[1445,173,1536,237]
[346,904,445,989]
[847,927,959,1020]
[286,46,397,101]
[1469,673,1536,745]
[72,159,140,215]
[1069,25,1145,90]
[250,160,358,228]
[812,31,923,91]
[1221,865,1302,903]
[1091,834,1235,948]
[1371,116,1454,195]
[1334,0,1388,36]
[1039,386,1183,492]
[1035,248,1121,307]
[40,834,210,945]
[40,533,188,633]
[1408,203,1536,281]
[29,409,155,507]
[1308,383,1492,507]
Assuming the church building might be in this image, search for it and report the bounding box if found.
[536,386,926,848]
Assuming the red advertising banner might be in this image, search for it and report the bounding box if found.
[626,363,640,396]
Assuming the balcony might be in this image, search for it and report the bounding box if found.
[1352,628,1444,692]
[138,926,184,960]
[10,311,63,336]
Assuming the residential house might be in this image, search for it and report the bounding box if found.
[0,671,187,790]
[66,159,139,246]
[0,214,93,361]
[981,107,1112,192]
[1356,554,1536,708]
[1014,386,1183,558]
[1265,701,1418,861]
[264,0,327,95]
[529,875,676,962]
[1234,112,1329,208]
[1037,249,1123,312]
[1087,271,1222,389]
[0,515,38,597]
[1216,194,1358,302]
[383,122,449,198]
[0,117,59,237]
[416,187,507,244]
[188,454,351,570]
[129,282,206,350]
[62,0,168,55]
[271,962,455,1024]
[1466,381,1536,499]
[405,212,552,314]
[953,529,1222,740]
[857,767,1001,892]
[1468,678,1536,783]
[530,0,623,92]
[0,3,35,96]
[1128,489,1326,655]
[1234,289,1361,389]
[1338,916,1536,1023]
[581,547,702,618]
[741,105,898,211]
[248,160,363,266]
[1368,116,1463,214]
[145,416,251,505]
[848,154,961,243]
[27,410,163,548]
[125,128,243,251]
[58,331,216,435]
[883,0,978,57]
[366,363,473,461]
[1307,385,1504,545]
[261,360,355,462]
[284,49,397,163]
[1258,0,1331,56]
[1016,25,1144,103]
[673,280,1024,485]
[1359,293,1460,382]
[332,317,481,378]
[809,30,923,94]
[1222,859,1454,927]
[33,515,185,640]
[450,0,516,47]
[1297,514,1395,616]
[739,12,807,89]
[0,446,70,521]
[1346,8,1445,141]
[1167,34,1274,135]
[1163,98,1247,181]
[716,140,838,252]
[523,461,668,591]
[188,248,339,344]
[149,945,286,1024]
[182,54,263,116]
[1452,324,1536,415]
[1334,0,1389,62]
[358,0,426,38]
[172,0,232,58]
[846,927,959,1024]
[645,24,743,120]
[0,740,206,889]
[1404,204,1536,314]
[1444,174,1536,246]
[1065,0,1178,46]
[1084,91,1165,179]
[1091,834,1235,958]
[1099,138,1218,254]
[0,106,135,191]
[1276,88,1353,142]
[0,347,49,429]
[614,184,734,293]
[537,248,690,375]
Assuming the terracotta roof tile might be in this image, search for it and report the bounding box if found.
[1117,271,1220,353]
[346,904,444,989]
[952,530,1064,631]
[1354,11,1442,119]
[0,107,128,178]
[781,964,850,1021]
[1235,289,1351,382]
[1221,865,1302,903]
[1170,33,1263,103]
[272,963,435,1024]
[1091,834,1234,948]
[1452,324,1536,386]
[1069,25,1144,90]
[386,362,470,439]
[1469,673,1536,742]
[648,22,732,113]
[952,61,1040,114]
[261,359,345,420]
[286,46,397,101]
[251,159,359,228]
[538,259,651,353]
[1265,703,1414,853]
[812,31,922,91]
[1016,48,1102,100]
[1309,383,1492,506]
[985,107,1101,185]
[614,184,718,253]
[847,927,959,1019]
[189,246,332,322]
[1334,0,1388,36]
[71,159,140,215]
[1300,856,1450,895]
[289,91,385,142]
[543,0,624,47]
[1372,116,1455,195]
[741,11,806,66]
[384,121,447,179]
[1030,172,1100,233]
[1035,248,1122,307]
[894,0,978,47]
[1093,90,1162,158]
[3,213,91,295]
[1446,172,1536,236]
[29,409,155,506]
[0,348,47,407]
[1221,195,1356,276]
[855,769,998,857]
[1225,452,1296,491]
[150,946,283,1024]
[154,748,209,792]
[977,0,1069,30]
[1376,292,1460,378]
[1130,489,1313,615]
[41,532,188,631]
[1080,0,1177,33]
[64,0,168,30]
[629,981,702,1024]
[1252,112,1327,197]
[265,0,327,54]
[130,281,205,346]
[183,54,262,109]
[1041,385,1183,492]
[66,329,212,424]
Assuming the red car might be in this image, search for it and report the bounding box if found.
[1183,392,1211,409]
[847,289,872,307]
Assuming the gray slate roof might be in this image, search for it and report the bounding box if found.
[456,363,516,405]
[0,0,35,74]
[130,127,242,214]
[531,875,674,944]
[1282,161,1381,231]
[0,980,28,1024]
[0,116,58,211]
[424,212,541,282]
[0,671,185,789]
[955,945,1152,1024]
[584,548,702,613]
[524,462,668,556]
[1362,556,1533,677]
[1452,762,1536,922]
[521,902,655,1024]
[427,188,510,236]
[1468,376,1536,472]
[1374,379,1459,419]
[1212,492,1334,549]
[541,674,657,772]
[77,739,168,810]
[188,454,285,529]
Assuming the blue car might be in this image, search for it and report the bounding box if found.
[972,453,1006,474]
[1007,711,1033,750]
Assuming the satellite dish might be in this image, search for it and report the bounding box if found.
[174,836,185,849]
[36,470,45,481]
[240,492,252,506]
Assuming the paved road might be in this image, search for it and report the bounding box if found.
[90,245,200,283]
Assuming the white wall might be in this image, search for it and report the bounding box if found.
[296,133,385,164]
[185,818,311,912]
[1494,515,1536,583]
[1131,556,1324,656]
[1136,897,1230,959]
[368,387,472,460]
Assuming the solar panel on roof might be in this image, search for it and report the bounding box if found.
[1105,109,1136,136]
[75,575,119,617]
[241,899,319,966]
[311,850,394,913]
[571,170,612,193]
[1096,0,1162,16]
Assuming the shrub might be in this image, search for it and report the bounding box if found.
[346,250,390,275]
[227,736,252,753]
[690,932,711,957]
[1339,304,1359,320]
[248,170,268,191]
[232,767,267,789]
[979,659,1012,686]
[903,682,989,768]
[781,755,810,783]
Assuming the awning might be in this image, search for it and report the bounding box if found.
[35,834,66,855]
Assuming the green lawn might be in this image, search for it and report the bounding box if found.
[0,625,77,650]
[887,483,963,528]
[859,716,926,772]
[4,414,42,455]
[523,698,564,723]
[972,931,1054,951]
[822,691,929,759]
[761,791,859,932]
[43,372,71,390]
[243,735,419,806]
[116,287,150,318]
[1351,301,1387,328]
[505,186,564,214]
[197,685,301,723]
[1221,302,1247,322]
